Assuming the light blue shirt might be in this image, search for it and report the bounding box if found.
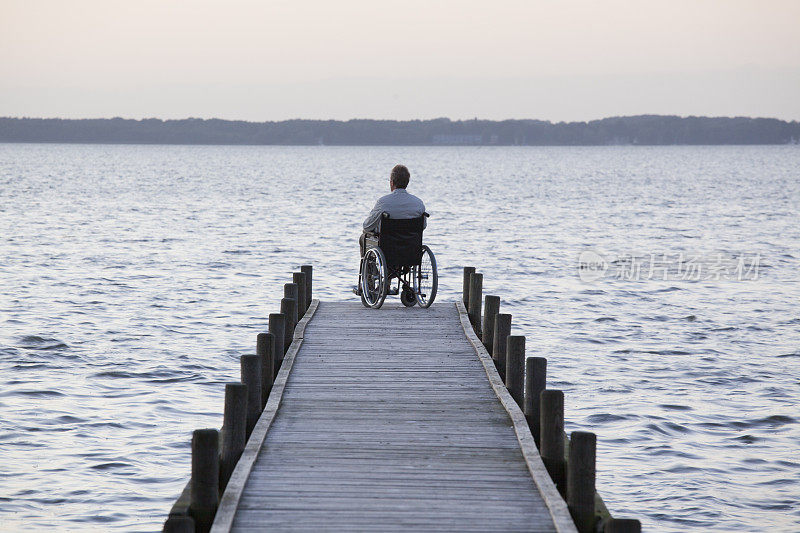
[363,188,427,233]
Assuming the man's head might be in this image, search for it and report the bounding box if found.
[390,164,410,190]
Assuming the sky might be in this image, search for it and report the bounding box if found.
[1,0,799,122]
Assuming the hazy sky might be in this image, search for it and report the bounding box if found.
[1,0,799,121]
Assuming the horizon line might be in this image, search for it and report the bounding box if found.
[2,114,798,124]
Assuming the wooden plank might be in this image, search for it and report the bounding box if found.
[212,301,572,532]
[455,300,577,533]
[210,300,320,533]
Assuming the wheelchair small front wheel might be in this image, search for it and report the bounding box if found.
[400,286,417,307]
[413,245,438,308]
[360,247,388,309]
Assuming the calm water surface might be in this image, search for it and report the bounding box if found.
[1,144,799,531]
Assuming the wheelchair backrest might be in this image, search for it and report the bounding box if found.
[378,214,426,268]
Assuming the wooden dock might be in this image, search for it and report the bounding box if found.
[210,301,574,532]
[164,267,640,532]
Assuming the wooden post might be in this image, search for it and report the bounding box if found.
[604,518,642,533]
[256,332,274,408]
[280,298,297,353]
[524,357,547,448]
[268,313,285,373]
[505,335,525,408]
[540,389,566,497]
[301,264,313,308]
[467,272,483,336]
[189,428,219,533]
[284,282,298,303]
[462,266,475,306]
[163,516,194,532]
[283,283,298,342]
[492,313,512,381]
[482,295,500,352]
[220,382,247,491]
[568,431,597,533]
[240,354,262,438]
[293,272,307,319]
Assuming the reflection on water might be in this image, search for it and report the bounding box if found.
[1,144,799,531]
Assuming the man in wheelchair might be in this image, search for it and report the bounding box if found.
[359,164,426,257]
[355,165,438,309]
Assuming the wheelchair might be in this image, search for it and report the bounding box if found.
[358,213,438,309]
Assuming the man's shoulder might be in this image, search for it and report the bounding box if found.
[406,191,425,207]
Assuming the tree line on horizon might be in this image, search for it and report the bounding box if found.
[1,115,798,145]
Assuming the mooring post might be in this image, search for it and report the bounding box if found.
[506,335,525,408]
[284,283,298,311]
[163,515,194,533]
[492,313,512,381]
[283,282,298,299]
[462,266,475,306]
[280,297,297,353]
[189,428,219,533]
[268,313,286,373]
[604,518,642,533]
[482,295,500,352]
[540,389,566,497]
[293,272,307,319]
[524,357,547,448]
[256,332,274,408]
[568,431,597,533]
[301,264,313,308]
[467,272,483,336]
[240,354,262,438]
[220,382,247,491]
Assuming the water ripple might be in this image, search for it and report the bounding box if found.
[1,144,799,532]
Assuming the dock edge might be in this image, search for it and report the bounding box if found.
[455,300,579,533]
[210,299,320,532]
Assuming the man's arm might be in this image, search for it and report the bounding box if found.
[363,199,384,233]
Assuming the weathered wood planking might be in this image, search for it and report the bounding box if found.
[214,301,575,532]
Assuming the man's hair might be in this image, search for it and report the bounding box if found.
[390,165,410,189]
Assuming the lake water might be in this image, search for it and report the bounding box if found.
[1,143,798,532]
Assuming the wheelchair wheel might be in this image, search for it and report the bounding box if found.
[360,247,388,309]
[400,286,417,307]
[412,245,438,308]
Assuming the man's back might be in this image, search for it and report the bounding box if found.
[363,188,426,233]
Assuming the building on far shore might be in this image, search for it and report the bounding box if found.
[432,134,483,145]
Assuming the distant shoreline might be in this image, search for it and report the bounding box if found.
[2,115,799,146]
[2,141,799,148]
